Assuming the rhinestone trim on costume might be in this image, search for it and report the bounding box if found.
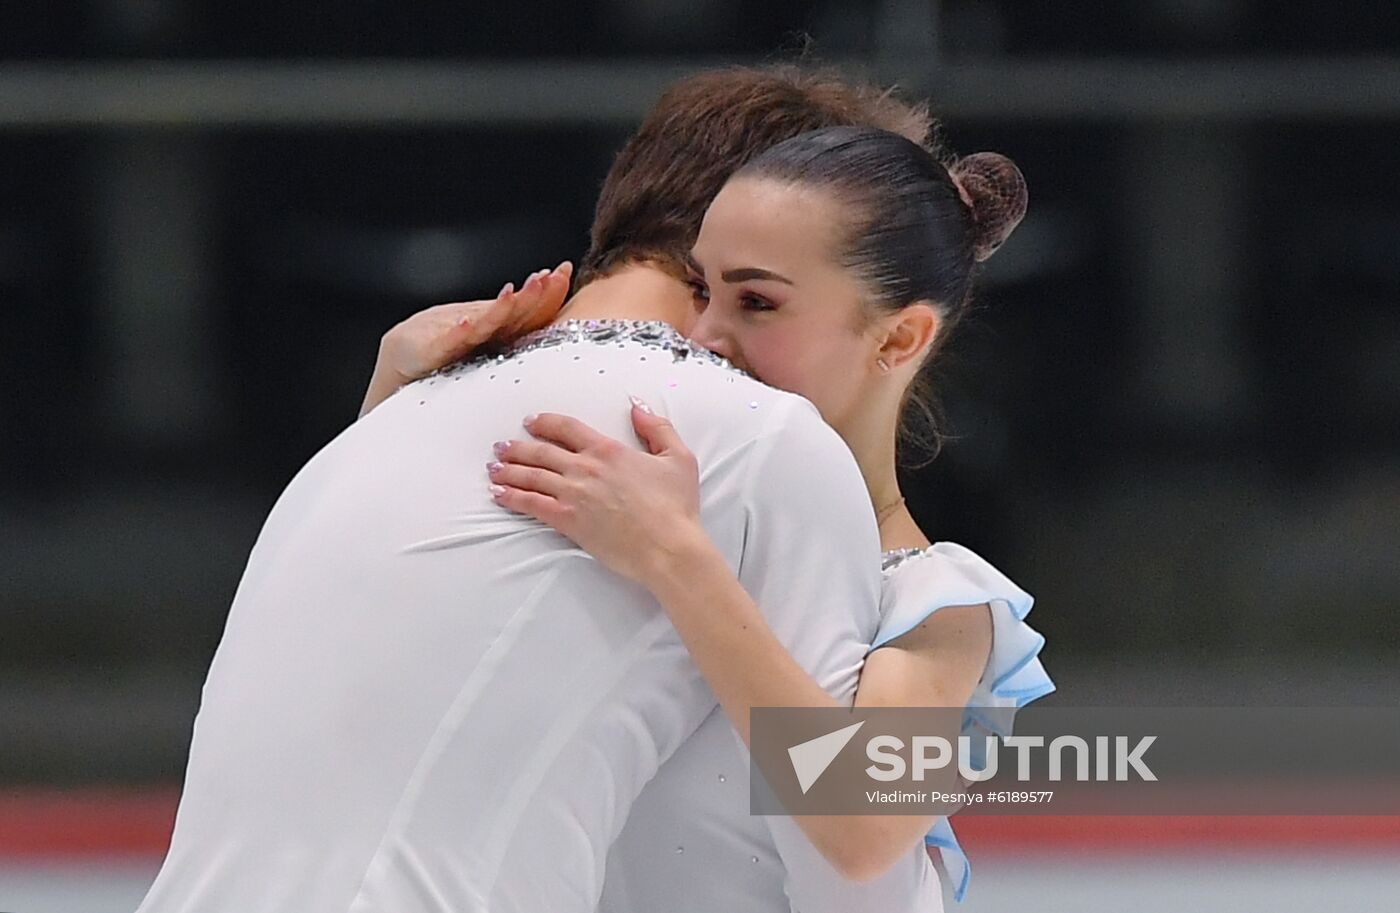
[881,547,934,573]
[427,319,748,381]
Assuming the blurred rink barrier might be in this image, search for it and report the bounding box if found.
[4,791,1400,912]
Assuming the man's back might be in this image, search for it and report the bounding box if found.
[137,320,882,913]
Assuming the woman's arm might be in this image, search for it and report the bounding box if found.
[642,535,991,881]
[489,402,993,883]
[359,262,572,418]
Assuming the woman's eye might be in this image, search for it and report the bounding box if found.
[687,280,710,301]
[740,295,775,313]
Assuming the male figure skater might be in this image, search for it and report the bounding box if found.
[138,66,930,913]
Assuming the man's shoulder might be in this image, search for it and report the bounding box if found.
[453,319,840,458]
[659,362,839,454]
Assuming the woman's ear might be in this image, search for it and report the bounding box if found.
[877,302,941,371]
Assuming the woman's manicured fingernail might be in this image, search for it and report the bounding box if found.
[489,484,507,498]
[499,282,514,297]
[523,413,538,426]
[628,394,654,415]
[487,461,504,474]
[492,440,510,457]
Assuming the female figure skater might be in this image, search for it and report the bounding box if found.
[368,126,1053,904]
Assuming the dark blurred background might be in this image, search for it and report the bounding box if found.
[2,0,1398,792]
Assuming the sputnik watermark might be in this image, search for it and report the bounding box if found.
[788,726,1155,796]
[750,706,1400,816]
[864,789,1056,805]
[863,734,1158,782]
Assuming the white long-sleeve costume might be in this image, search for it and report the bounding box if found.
[136,320,882,913]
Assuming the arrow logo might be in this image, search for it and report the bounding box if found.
[787,720,866,794]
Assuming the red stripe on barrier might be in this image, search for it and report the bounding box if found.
[954,815,1400,854]
[3,790,1400,857]
[0,789,179,857]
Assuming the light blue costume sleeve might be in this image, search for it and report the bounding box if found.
[874,542,1056,902]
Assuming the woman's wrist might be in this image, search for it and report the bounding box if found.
[359,361,409,418]
[360,331,424,417]
[637,522,725,598]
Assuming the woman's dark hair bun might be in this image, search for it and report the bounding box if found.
[948,152,1027,262]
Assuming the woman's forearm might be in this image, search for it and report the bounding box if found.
[357,265,572,419]
[642,532,937,882]
[359,362,408,418]
[643,531,843,743]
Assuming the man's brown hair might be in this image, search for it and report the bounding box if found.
[578,65,938,287]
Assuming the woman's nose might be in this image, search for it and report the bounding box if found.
[687,310,733,361]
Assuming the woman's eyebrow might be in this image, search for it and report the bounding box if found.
[683,252,705,275]
[720,267,794,285]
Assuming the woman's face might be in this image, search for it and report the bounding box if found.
[686,178,882,430]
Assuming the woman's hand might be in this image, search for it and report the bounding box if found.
[487,396,706,585]
[359,261,572,417]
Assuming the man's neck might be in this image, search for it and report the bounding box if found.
[553,263,696,334]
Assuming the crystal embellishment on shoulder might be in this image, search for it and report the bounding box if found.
[881,546,934,573]
[424,319,750,381]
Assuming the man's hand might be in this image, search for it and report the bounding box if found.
[359,261,572,417]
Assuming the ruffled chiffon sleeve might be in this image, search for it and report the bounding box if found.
[873,542,1055,902]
